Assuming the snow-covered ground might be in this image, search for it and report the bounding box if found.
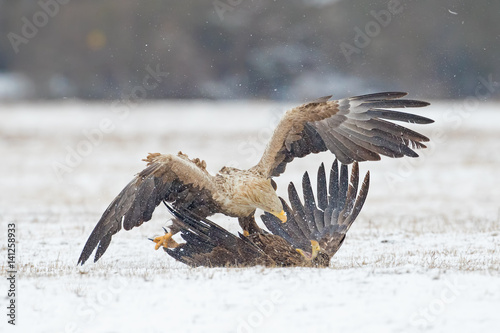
[1,98,499,332]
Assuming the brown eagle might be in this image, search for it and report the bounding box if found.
[78,92,432,265]
[163,160,369,267]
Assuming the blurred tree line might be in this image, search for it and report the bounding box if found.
[0,0,498,100]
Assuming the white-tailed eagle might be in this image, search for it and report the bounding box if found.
[163,160,369,267]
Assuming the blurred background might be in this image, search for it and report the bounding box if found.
[0,0,499,101]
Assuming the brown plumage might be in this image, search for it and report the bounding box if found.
[78,91,432,265]
[164,160,369,267]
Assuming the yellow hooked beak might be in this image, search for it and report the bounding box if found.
[272,210,287,223]
[296,240,321,261]
[310,240,320,259]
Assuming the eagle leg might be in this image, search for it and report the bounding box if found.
[238,215,262,235]
[152,227,179,250]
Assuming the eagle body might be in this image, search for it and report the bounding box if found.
[213,166,274,218]
[164,160,370,268]
[78,92,433,265]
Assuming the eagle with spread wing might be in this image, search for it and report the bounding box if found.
[163,160,369,267]
[78,92,432,265]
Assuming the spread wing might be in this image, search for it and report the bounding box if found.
[163,202,272,267]
[261,160,369,261]
[163,203,304,267]
[252,92,433,177]
[77,152,220,265]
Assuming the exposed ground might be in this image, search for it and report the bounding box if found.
[1,99,499,332]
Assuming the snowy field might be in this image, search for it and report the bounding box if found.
[1,98,499,332]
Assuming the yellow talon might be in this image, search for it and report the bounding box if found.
[152,231,178,250]
[243,230,250,237]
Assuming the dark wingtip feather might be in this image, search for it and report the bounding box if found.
[366,109,434,124]
[77,248,89,265]
[302,171,319,234]
[77,226,105,265]
[77,256,86,266]
[350,92,408,101]
[416,100,431,107]
[317,163,327,211]
[346,171,370,224]
[94,234,112,263]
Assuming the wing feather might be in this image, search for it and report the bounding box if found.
[252,92,432,177]
[261,160,370,263]
[316,163,328,211]
[301,172,319,235]
[163,202,269,267]
[78,152,219,265]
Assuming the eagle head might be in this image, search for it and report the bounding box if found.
[245,178,286,223]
